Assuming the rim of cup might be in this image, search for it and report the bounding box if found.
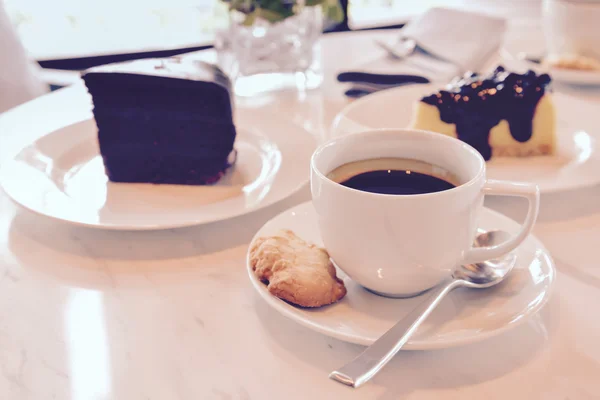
[310,128,487,199]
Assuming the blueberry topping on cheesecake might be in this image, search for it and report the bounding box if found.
[410,66,556,160]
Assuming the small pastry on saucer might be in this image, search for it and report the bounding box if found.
[249,230,347,308]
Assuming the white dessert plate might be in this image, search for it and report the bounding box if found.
[546,66,600,87]
[502,57,600,87]
[331,84,600,193]
[499,49,600,86]
[0,118,316,230]
[247,201,556,350]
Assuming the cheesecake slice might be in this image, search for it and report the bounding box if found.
[410,66,556,160]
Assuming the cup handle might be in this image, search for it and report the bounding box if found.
[462,179,540,265]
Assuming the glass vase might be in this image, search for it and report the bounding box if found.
[216,4,324,97]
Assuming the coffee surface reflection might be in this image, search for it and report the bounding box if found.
[327,158,459,195]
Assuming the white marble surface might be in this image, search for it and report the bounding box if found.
[1,28,600,400]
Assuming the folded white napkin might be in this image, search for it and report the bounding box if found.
[353,7,507,82]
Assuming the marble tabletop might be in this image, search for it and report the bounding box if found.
[1,27,600,400]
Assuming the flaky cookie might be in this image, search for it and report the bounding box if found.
[249,230,347,307]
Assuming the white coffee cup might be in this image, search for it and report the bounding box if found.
[310,129,540,298]
[543,0,600,60]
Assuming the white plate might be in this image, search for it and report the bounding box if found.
[499,46,600,86]
[503,57,600,87]
[331,84,600,193]
[548,66,600,86]
[247,201,556,350]
[0,118,316,230]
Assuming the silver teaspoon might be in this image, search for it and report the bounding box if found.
[329,230,516,389]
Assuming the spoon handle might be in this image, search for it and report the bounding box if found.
[329,278,463,388]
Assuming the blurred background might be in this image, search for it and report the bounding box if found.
[5,0,542,69]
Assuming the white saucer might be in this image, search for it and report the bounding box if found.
[0,118,316,230]
[331,84,600,193]
[247,201,556,350]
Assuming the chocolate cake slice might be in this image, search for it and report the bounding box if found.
[82,58,237,185]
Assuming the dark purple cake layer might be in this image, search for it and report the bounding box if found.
[92,111,236,150]
[83,81,233,122]
[102,151,235,185]
[81,58,237,185]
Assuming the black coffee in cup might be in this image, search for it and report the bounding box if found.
[327,158,460,195]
